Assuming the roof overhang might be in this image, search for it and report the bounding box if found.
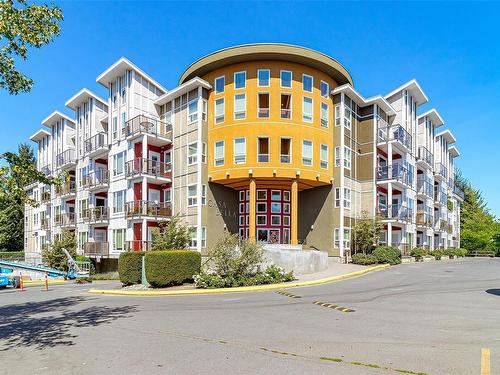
[30,128,51,142]
[179,43,353,87]
[41,111,74,127]
[436,129,456,144]
[96,57,167,93]
[65,88,108,110]
[385,79,429,105]
[332,84,396,116]
[418,108,444,127]
[154,77,212,106]
[448,145,460,157]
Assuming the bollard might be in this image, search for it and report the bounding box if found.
[19,273,24,291]
[45,272,49,291]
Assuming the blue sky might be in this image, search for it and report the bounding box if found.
[1,1,499,216]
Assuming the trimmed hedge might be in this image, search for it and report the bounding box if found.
[0,251,24,259]
[372,246,402,265]
[145,250,201,288]
[410,247,428,260]
[431,249,444,260]
[118,252,144,285]
[352,253,378,265]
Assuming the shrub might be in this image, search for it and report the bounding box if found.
[75,255,96,275]
[444,247,466,258]
[43,230,77,271]
[89,272,120,281]
[431,249,444,260]
[118,252,145,285]
[372,246,401,265]
[410,247,428,259]
[145,250,201,288]
[352,253,378,265]
[151,214,192,251]
[0,251,24,260]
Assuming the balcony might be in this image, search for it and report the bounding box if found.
[54,213,76,227]
[122,115,172,145]
[125,201,172,219]
[40,165,51,176]
[126,240,153,252]
[41,218,50,230]
[434,162,448,181]
[378,204,411,222]
[84,132,109,158]
[376,164,412,187]
[416,211,433,227]
[434,186,448,206]
[85,170,109,191]
[453,185,465,200]
[417,146,433,168]
[56,149,76,170]
[377,122,412,151]
[126,158,171,181]
[83,207,109,224]
[55,181,76,197]
[416,176,433,198]
[41,191,51,204]
[83,242,109,257]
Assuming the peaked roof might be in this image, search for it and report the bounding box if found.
[385,79,428,105]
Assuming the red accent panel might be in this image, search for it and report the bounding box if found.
[133,223,142,241]
[135,142,142,158]
[134,183,142,201]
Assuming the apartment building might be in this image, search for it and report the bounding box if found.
[25,43,463,268]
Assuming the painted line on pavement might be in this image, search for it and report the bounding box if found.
[481,348,490,375]
[313,300,355,313]
[275,290,301,299]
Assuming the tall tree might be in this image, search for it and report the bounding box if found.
[0,0,63,94]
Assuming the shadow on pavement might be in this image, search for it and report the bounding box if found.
[0,296,137,351]
[485,289,500,296]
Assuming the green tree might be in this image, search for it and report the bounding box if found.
[42,230,76,271]
[151,214,193,250]
[0,0,63,94]
[352,210,384,254]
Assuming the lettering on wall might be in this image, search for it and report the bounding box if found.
[208,199,237,218]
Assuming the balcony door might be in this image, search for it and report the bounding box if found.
[148,189,160,203]
[94,229,106,242]
[149,151,160,174]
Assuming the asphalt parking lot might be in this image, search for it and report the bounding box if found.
[1,258,499,374]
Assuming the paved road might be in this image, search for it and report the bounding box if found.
[1,258,499,374]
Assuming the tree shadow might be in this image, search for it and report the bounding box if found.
[0,296,137,351]
[485,289,500,297]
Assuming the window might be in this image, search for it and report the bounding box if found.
[344,105,352,130]
[344,187,351,209]
[214,141,224,166]
[280,70,292,88]
[280,94,292,119]
[234,94,246,120]
[201,227,206,248]
[302,74,313,92]
[187,184,197,206]
[302,96,313,122]
[113,229,125,251]
[258,93,270,118]
[344,146,352,169]
[320,144,328,169]
[334,105,341,126]
[234,138,246,164]
[280,138,291,163]
[271,190,281,200]
[121,112,126,131]
[344,228,351,249]
[283,191,290,201]
[271,202,281,213]
[257,190,267,200]
[257,137,269,162]
[112,116,118,139]
[164,150,171,165]
[302,140,312,166]
[320,81,329,98]
[334,146,341,167]
[187,142,197,165]
[215,76,225,93]
[334,188,340,208]
[113,190,125,213]
[201,142,207,163]
[113,152,124,176]
[234,71,246,89]
[189,227,197,248]
[201,184,206,205]
[271,215,281,226]
[188,100,198,124]
[334,228,339,248]
[164,188,171,203]
[257,202,267,213]
[257,215,267,225]
[321,103,329,127]
[215,98,225,123]
[79,231,88,249]
[258,69,270,87]
[283,216,290,226]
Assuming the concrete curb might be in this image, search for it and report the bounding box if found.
[88,264,390,297]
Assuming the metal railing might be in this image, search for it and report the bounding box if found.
[54,212,76,226]
[56,149,76,168]
[376,164,411,185]
[125,158,172,179]
[434,186,448,205]
[41,218,50,230]
[417,146,433,166]
[126,240,153,252]
[83,207,109,223]
[416,211,433,226]
[81,170,109,189]
[454,185,465,199]
[84,132,108,155]
[55,181,76,196]
[83,242,109,257]
[417,176,433,197]
[125,201,172,218]
[434,162,448,179]
[122,115,172,139]
[377,123,412,149]
[378,204,411,221]
[41,191,51,203]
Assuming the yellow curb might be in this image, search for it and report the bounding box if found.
[23,279,68,286]
[88,264,390,297]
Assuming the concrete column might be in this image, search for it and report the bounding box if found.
[249,178,256,243]
[291,179,298,245]
[387,222,392,246]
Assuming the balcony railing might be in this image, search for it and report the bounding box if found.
[125,158,171,179]
[377,123,412,150]
[41,191,51,203]
[55,181,76,196]
[84,132,108,155]
[378,204,411,221]
[122,115,172,140]
[417,176,433,198]
[41,218,50,230]
[434,186,448,205]
[56,149,76,168]
[83,207,109,223]
[40,165,51,176]
[83,242,109,257]
[434,162,448,179]
[81,170,109,189]
[125,201,172,218]
[126,240,153,252]
[55,212,76,227]
[416,211,433,226]
[454,185,465,199]
[376,164,411,185]
[417,146,433,166]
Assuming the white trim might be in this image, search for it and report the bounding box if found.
[302,73,313,93]
[302,96,313,122]
[234,70,247,89]
[257,69,270,87]
[280,70,293,88]
[214,75,225,94]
